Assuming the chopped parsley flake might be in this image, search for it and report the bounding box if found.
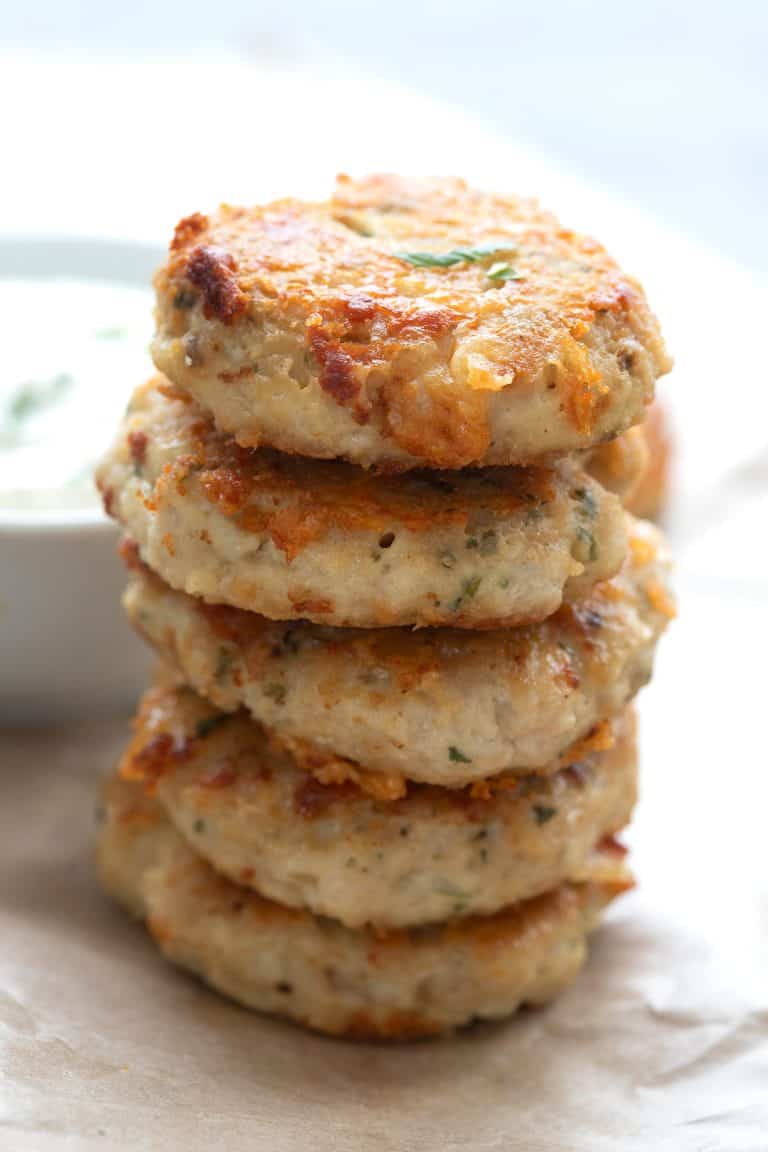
[448,745,472,763]
[572,487,599,563]
[479,529,498,555]
[532,804,557,825]
[394,245,513,269]
[576,526,599,564]
[173,288,197,309]
[486,261,522,282]
[273,628,302,657]
[451,574,481,612]
[466,529,497,553]
[195,715,228,739]
[435,880,468,899]
[573,487,598,520]
[215,648,233,680]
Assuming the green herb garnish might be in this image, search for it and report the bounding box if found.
[448,746,472,764]
[532,805,557,825]
[193,818,206,834]
[395,245,511,269]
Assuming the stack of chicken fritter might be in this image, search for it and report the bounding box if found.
[96,175,674,1038]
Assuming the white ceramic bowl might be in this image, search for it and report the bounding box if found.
[0,237,161,723]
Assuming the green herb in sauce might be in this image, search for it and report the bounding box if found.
[0,276,153,512]
[3,372,74,444]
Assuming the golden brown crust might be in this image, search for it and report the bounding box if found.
[122,517,673,785]
[185,244,249,323]
[114,676,637,927]
[98,375,627,629]
[124,378,561,553]
[121,674,634,809]
[98,771,632,1038]
[585,426,649,502]
[153,174,670,469]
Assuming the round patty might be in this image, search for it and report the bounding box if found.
[122,518,673,786]
[626,400,672,521]
[585,424,649,503]
[98,377,627,629]
[152,174,670,471]
[98,773,632,1039]
[120,677,637,928]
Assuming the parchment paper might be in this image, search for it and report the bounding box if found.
[2,549,767,1151]
[2,58,767,1151]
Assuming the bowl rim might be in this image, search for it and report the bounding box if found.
[0,508,115,536]
[0,232,163,536]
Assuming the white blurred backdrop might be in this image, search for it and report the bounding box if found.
[5,0,767,274]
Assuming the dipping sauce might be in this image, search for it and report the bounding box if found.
[0,277,153,513]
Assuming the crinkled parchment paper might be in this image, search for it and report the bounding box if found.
[1,576,766,1151]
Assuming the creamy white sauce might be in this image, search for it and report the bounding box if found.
[0,277,153,512]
